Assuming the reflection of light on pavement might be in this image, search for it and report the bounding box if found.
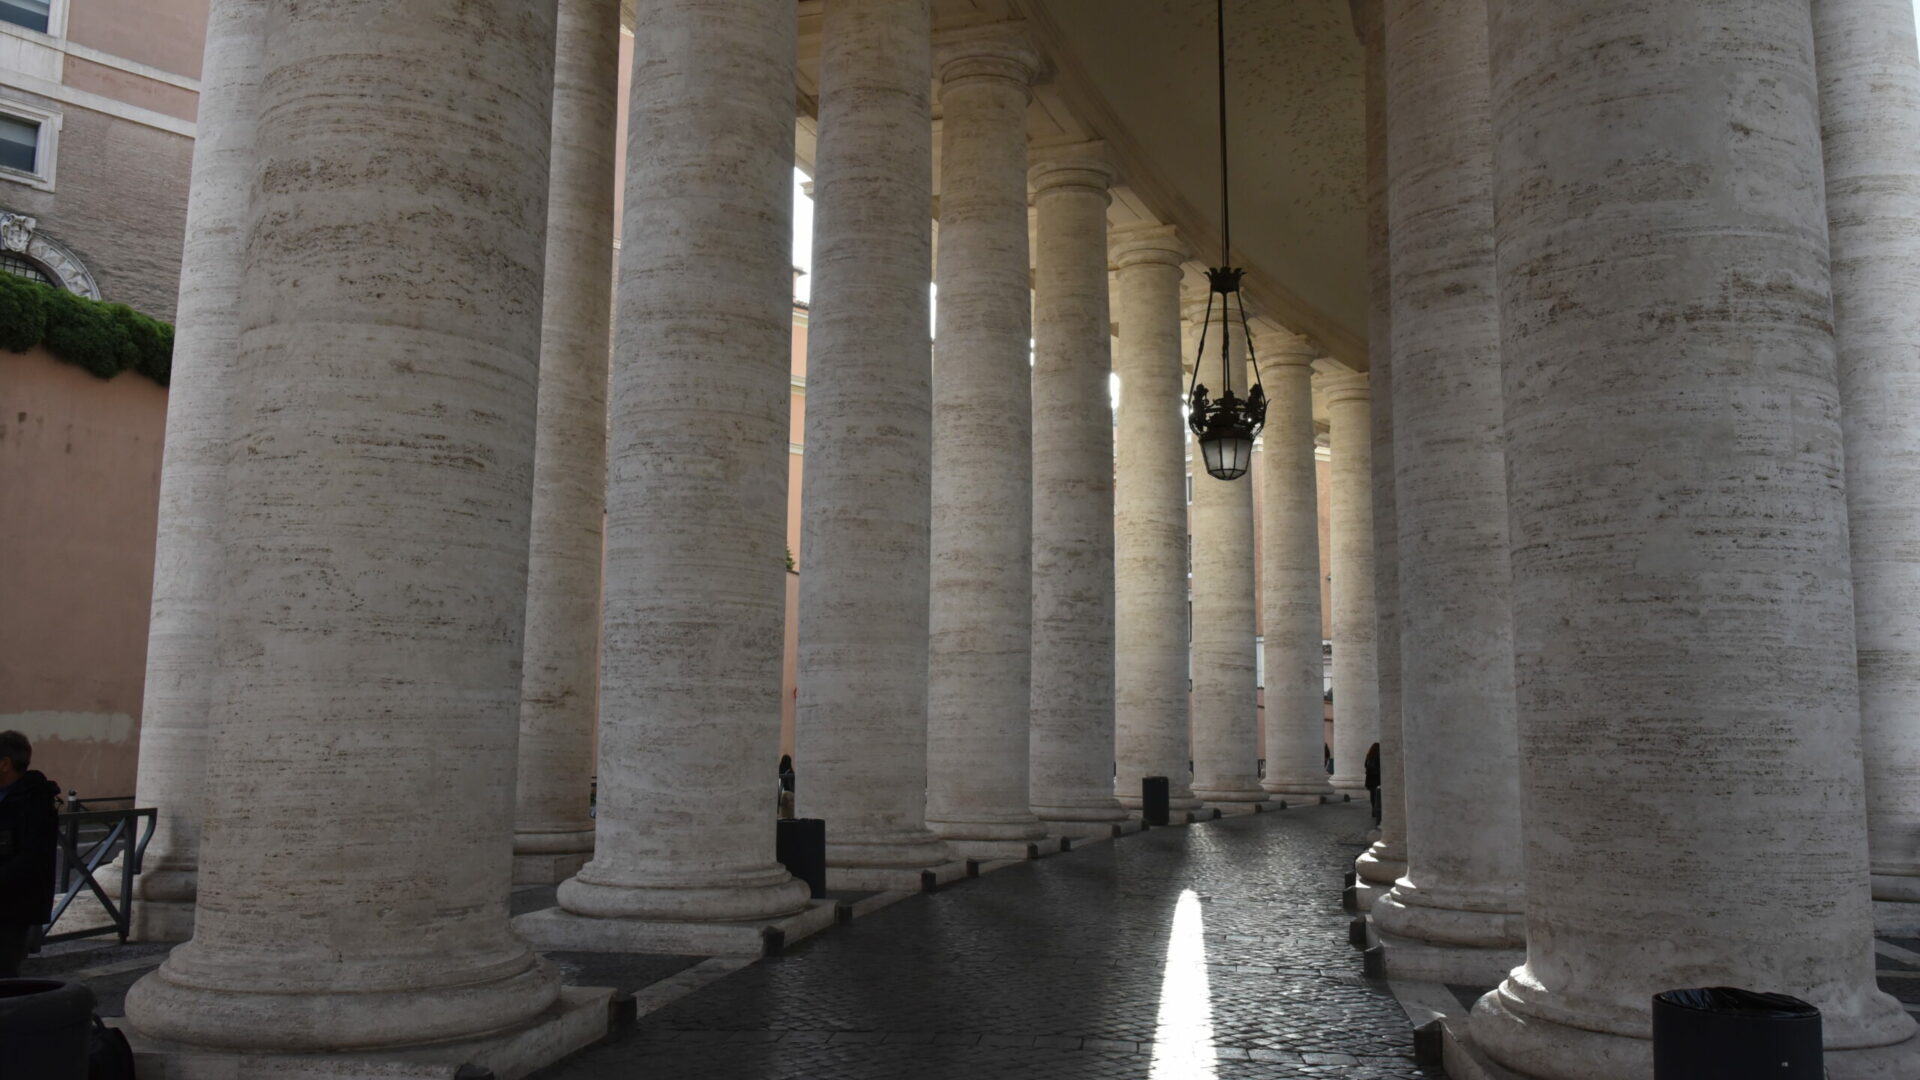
[1149,889,1218,1079]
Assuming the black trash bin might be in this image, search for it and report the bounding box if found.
[777,817,827,899]
[0,979,96,1080]
[1142,776,1170,827]
[1652,987,1822,1080]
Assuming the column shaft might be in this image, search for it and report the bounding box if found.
[555,0,805,925]
[513,0,620,885]
[1028,144,1128,829]
[126,0,264,943]
[925,26,1047,849]
[1322,373,1377,795]
[1816,0,1920,911]
[1472,1,1917,1074]
[1110,224,1200,812]
[124,0,562,1048]
[1258,338,1330,800]
[1369,0,1525,985]
[1187,299,1266,805]
[796,0,949,874]
[1356,0,1407,892]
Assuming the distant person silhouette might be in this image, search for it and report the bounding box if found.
[0,730,59,977]
[1364,742,1382,826]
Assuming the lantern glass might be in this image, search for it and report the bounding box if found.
[1200,433,1253,481]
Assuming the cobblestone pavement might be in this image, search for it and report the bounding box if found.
[532,802,1437,1080]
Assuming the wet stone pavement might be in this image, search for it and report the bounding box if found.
[532,801,1437,1080]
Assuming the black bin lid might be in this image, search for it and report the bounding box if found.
[1654,988,1820,1019]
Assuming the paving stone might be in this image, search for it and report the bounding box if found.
[522,802,1432,1079]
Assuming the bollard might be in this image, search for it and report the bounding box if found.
[1652,988,1821,1080]
[775,817,827,899]
[1142,776,1171,826]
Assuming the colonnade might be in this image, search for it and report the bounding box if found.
[106,0,1920,1076]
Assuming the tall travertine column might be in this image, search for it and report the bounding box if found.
[126,0,264,943]
[1185,297,1267,806]
[1355,0,1406,898]
[1110,224,1201,813]
[553,0,806,927]
[1258,334,1331,802]
[1817,0,1920,916]
[1369,0,1524,985]
[1468,2,1920,1075]
[124,0,564,1049]
[1028,142,1129,833]
[513,0,620,887]
[925,24,1048,854]
[1320,371,1377,796]
[796,0,950,878]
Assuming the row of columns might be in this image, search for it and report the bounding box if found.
[1356,0,1920,1076]
[113,0,1387,1060]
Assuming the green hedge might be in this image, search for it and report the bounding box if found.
[0,272,173,385]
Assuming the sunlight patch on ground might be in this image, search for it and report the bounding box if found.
[1149,888,1219,1080]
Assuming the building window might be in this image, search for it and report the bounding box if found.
[0,101,58,190]
[1254,636,1265,689]
[0,249,51,285]
[0,0,50,33]
[0,114,36,173]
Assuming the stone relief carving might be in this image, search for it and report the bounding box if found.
[0,209,100,299]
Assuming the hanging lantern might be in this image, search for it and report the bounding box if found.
[1186,0,1265,482]
[1187,268,1265,481]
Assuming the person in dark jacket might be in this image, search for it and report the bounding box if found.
[1364,742,1382,826]
[0,730,59,977]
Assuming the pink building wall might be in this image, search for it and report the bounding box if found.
[0,348,165,797]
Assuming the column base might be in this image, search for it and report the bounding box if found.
[1468,981,1920,1080]
[1370,885,1525,986]
[827,859,971,893]
[515,851,593,886]
[1330,775,1366,794]
[1355,844,1406,888]
[1028,799,1130,826]
[131,898,195,943]
[122,984,611,1080]
[1261,781,1333,801]
[126,947,565,1053]
[825,826,953,873]
[1192,785,1269,804]
[949,836,1066,860]
[1873,870,1920,903]
[513,899,836,958]
[1875,898,1920,936]
[514,827,596,856]
[1345,878,1393,914]
[928,812,1049,844]
[558,863,810,923]
[1046,819,1147,844]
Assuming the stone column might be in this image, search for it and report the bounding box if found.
[124,0,567,1051]
[125,0,264,943]
[513,0,620,888]
[1320,372,1377,796]
[1368,0,1525,986]
[1258,334,1331,802]
[1185,296,1267,807]
[1354,0,1407,900]
[796,0,951,881]
[1110,224,1201,813]
[546,0,808,931]
[1028,142,1129,833]
[1467,2,1920,1075]
[1816,0,1920,918]
[925,24,1048,855]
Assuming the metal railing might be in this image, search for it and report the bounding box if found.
[35,805,157,947]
